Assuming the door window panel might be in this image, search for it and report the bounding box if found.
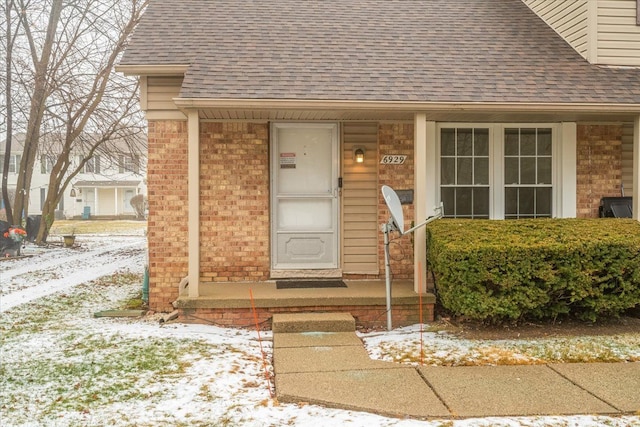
[277,127,333,194]
[278,199,332,230]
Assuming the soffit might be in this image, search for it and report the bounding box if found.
[193,105,640,123]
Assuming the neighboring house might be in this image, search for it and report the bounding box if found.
[0,133,147,220]
[117,0,640,327]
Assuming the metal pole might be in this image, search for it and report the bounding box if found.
[383,222,393,331]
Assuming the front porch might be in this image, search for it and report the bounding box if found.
[173,280,435,330]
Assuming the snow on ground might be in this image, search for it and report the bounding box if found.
[361,325,640,366]
[1,235,146,312]
[1,228,639,426]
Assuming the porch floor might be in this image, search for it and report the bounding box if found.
[174,279,435,309]
[173,280,436,329]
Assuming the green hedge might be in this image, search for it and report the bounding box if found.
[426,219,640,323]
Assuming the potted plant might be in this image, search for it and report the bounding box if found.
[63,228,76,247]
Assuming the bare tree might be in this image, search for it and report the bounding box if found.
[12,0,64,224]
[34,0,147,242]
[2,0,20,225]
[3,0,147,241]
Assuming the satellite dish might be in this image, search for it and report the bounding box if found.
[381,185,404,234]
[380,185,445,331]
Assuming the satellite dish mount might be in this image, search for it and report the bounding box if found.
[381,185,443,331]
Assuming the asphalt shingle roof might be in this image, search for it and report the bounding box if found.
[120,0,640,104]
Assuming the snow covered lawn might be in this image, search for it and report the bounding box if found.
[1,225,639,426]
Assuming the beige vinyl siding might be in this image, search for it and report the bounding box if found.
[341,122,379,274]
[143,76,186,119]
[597,0,640,65]
[622,123,634,196]
[524,0,590,59]
[146,76,182,110]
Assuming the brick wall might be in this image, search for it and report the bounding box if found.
[148,120,626,314]
[147,121,270,312]
[378,123,415,279]
[200,122,270,282]
[576,125,623,218]
[147,120,189,311]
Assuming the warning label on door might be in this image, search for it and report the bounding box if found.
[280,152,296,169]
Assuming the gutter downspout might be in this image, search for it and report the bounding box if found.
[188,110,200,297]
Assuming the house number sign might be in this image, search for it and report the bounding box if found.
[380,155,407,165]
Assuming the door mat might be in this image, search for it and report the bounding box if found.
[276,280,347,289]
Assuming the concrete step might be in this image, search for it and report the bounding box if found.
[272,312,355,333]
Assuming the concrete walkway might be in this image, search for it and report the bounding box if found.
[272,313,640,420]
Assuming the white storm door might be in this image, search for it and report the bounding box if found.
[271,123,339,270]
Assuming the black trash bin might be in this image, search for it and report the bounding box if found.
[26,215,44,242]
[599,197,632,218]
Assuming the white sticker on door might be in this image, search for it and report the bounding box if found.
[280,152,296,169]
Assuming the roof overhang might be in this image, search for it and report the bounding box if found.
[115,64,189,76]
[173,98,640,123]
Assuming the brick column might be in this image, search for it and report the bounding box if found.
[146,120,188,311]
[576,125,623,218]
[378,123,414,279]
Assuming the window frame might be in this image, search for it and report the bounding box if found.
[8,154,20,174]
[119,154,140,174]
[503,127,554,219]
[84,155,100,174]
[40,155,54,174]
[438,126,493,219]
[436,123,561,219]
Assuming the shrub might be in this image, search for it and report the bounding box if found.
[130,194,146,219]
[426,219,640,323]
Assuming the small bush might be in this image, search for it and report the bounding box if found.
[130,194,146,219]
[426,219,640,323]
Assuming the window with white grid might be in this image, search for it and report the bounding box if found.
[504,128,553,219]
[440,128,490,218]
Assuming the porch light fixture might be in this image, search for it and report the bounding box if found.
[353,147,365,163]
[70,188,76,197]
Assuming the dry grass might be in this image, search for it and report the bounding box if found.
[368,333,640,367]
[48,220,146,236]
